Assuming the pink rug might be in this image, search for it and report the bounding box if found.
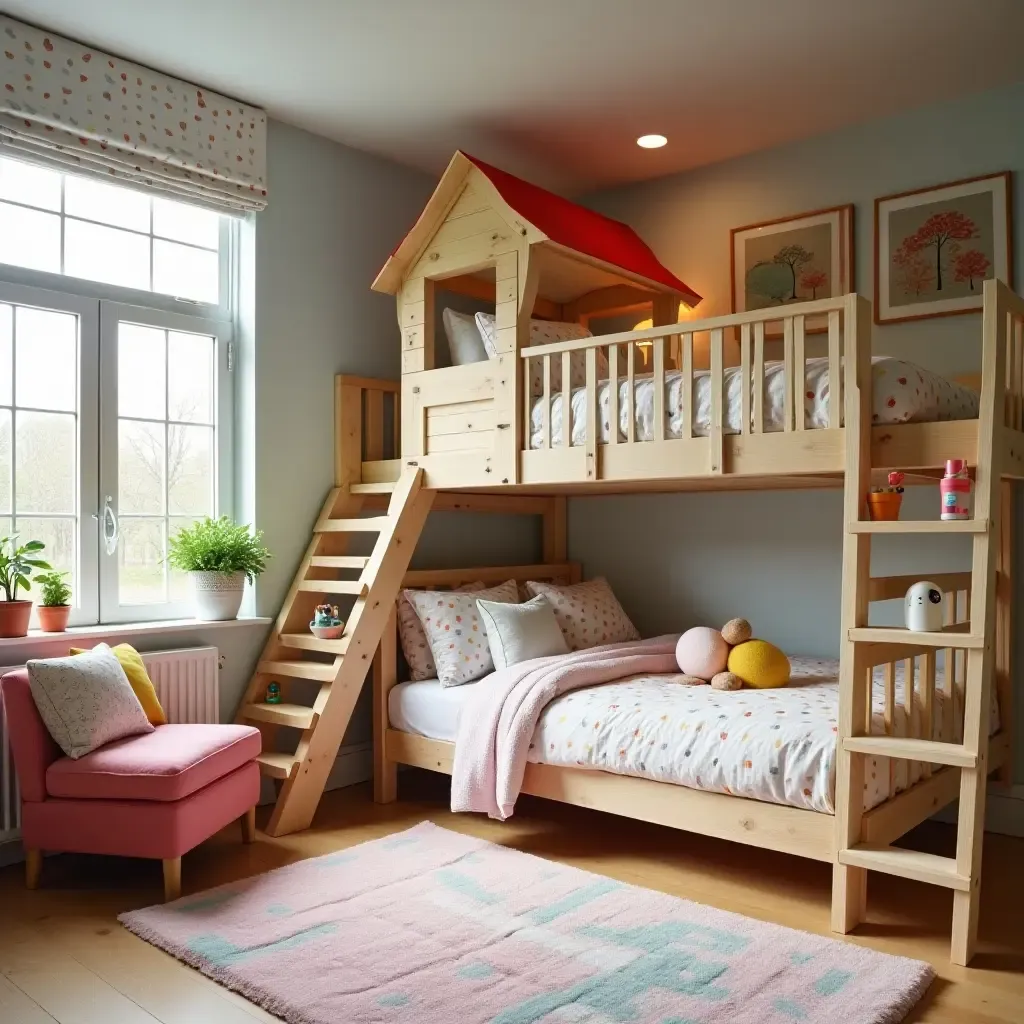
[120,822,933,1024]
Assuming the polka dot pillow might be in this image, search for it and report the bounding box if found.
[474,313,608,396]
[524,577,639,652]
[397,582,487,681]
[407,580,519,687]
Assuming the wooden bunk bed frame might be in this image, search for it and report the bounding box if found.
[237,152,1022,966]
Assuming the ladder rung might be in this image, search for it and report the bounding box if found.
[315,516,390,533]
[838,844,970,890]
[849,625,984,648]
[243,702,317,729]
[309,555,370,569]
[298,579,368,596]
[843,736,977,767]
[848,519,989,534]
[258,659,337,682]
[350,482,396,494]
[256,752,298,780]
[278,632,350,654]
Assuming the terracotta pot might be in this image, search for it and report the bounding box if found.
[0,600,32,638]
[37,604,71,633]
[867,491,903,521]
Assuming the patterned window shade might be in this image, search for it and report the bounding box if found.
[0,16,267,213]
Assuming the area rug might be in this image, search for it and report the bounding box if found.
[120,822,933,1024]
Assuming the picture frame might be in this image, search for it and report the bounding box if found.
[874,171,1012,325]
[731,204,854,332]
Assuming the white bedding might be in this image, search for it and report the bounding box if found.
[389,656,998,815]
[529,356,978,449]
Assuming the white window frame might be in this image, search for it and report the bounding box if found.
[98,301,233,623]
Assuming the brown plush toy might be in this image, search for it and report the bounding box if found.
[674,618,752,690]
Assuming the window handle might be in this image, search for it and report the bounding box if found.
[94,496,119,556]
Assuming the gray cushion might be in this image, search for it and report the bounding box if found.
[476,594,569,671]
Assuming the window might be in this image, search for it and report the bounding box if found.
[0,157,234,625]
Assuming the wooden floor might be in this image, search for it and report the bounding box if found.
[1,772,1022,1023]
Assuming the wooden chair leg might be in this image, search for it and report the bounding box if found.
[240,805,256,844]
[162,857,181,902]
[24,848,41,890]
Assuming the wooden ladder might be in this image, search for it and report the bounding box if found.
[832,295,1003,967]
[236,468,434,837]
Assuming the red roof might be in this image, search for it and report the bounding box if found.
[463,153,700,303]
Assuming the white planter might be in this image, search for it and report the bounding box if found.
[190,571,245,621]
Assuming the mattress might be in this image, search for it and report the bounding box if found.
[388,656,999,815]
[529,356,978,449]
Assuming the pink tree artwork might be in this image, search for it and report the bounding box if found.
[799,268,828,299]
[894,210,978,292]
[953,248,990,291]
[892,241,935,296]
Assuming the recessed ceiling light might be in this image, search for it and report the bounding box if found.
[636,134,667,149]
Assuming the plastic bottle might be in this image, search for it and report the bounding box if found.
[940,459,972,520]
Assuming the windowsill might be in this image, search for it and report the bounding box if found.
[0,616,272,651]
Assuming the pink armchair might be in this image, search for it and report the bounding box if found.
[1,668,261,901]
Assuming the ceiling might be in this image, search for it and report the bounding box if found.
[7,0,1024,194]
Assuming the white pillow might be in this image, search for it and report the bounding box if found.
[407,579,519,687]
[397,581,487,681]
[27,643,155,759]
[477,594,569,671]
[442,308,488,366]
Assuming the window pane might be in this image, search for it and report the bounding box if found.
[0,409,9,515]
[118,323,166,420]
[64,218,150,291]
[152,239,219,304]
[15,411,75,514]
[119,420,164,514]
[119,516,166,605]
[168,331,214,424]
[152,198,219,249]
[15,306,77,412]
[17,516,74,602]
[0,304,10,406]
[0,203,61,274]
[64,176,150,232]
[168,516,200,602]
[168,425,213,515]
[0,158,61,211]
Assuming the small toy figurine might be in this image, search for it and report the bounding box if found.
[310,603,345,640]
[265,681,282,704]
[867,470,905,521]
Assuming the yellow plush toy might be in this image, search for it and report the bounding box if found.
[727,638,791,689]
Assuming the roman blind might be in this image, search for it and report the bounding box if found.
[0,15,268,213]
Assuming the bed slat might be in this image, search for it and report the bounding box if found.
[681,332,693,440]
[740,324,751,434]
[561,352,571,447]
[608,343,619,445]
[653,335,666,442]
[626,340,636,443]
[794,314,806,431]
[753,322,765,434]
[783,317,795,431]
[828,310,841,428]
[542,354,551,450]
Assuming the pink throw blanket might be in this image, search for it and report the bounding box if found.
[451,635,680,820]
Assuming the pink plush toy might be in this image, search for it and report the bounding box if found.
[675,618,752,690]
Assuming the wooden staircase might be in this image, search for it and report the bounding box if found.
[832,296,1003,967]
[236,468,434,837]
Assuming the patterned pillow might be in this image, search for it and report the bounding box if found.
[408,580,519,687]
[398,581,487,681]
[524,577,640,652]
[474,313,607,396]
[27,643,155,759]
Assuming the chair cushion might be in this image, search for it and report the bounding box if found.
[46,724,261,802]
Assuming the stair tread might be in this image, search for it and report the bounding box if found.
[256,752,298,780]
[843,735,977,767]
[848,625,983,648]
[838,843,970,890]
[297,579,368,596]
[849,519,989,535]
[309,555,370,569]
[244,702,316,728]
[315,516,390,533]
[350,482,396,494]
[259,659,338,682]
[278,632,350,653]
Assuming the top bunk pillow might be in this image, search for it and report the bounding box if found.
[442,308,489,366]
[407,579,519,687]
[524,577,639,652]
[398,581,487,681]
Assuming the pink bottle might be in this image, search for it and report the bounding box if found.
[940,459,972,520]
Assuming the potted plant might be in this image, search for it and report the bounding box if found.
[0,535,50,638]
[867,471,906,521]
[36,570,72,633]
[167,517,270,621]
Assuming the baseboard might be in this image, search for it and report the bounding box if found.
[934,784,1024,837]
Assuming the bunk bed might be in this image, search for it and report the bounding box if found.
[237,151,1022,968]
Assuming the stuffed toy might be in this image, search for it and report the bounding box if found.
[675,618,790,690]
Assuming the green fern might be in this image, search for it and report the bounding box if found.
[167,517,270,584]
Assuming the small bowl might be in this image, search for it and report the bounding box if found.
[309,621,345,640]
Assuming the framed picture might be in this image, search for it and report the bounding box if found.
[731,204,854,328]
[874,172,1011,324]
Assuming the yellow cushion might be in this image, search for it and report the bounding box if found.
[727,639,791,689]
[70,643,167,725]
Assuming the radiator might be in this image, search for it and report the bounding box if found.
[0,645,219,849]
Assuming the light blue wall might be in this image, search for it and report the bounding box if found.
[576,81,1024,782]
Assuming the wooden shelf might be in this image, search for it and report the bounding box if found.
[849,625,984,649]
[257,658,338,682]
[843,735,977,767]
[278,632,350,654]
[848,519,988,534]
